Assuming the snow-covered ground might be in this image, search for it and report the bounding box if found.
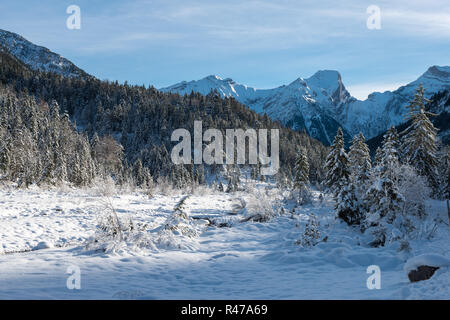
[0,184,448,299]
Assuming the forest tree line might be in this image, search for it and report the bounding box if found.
[0,48,328,188]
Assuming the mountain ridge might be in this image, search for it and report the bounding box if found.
[161,66,450,144]
[161,70,355,144]
[0,29,89,79]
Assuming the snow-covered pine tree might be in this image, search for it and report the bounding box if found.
[447,163,450,226]
[435,146,449,193]
[324,127,349,197]
[363,127,404,246]
[172,164,190,189]
[142,166,153,189]
[437,147,450,223]
[0,135,11,177]
[400,84,439,193]
[335,133,371,225]
[335,179,362,225]
[442,148,450,201]
[71,135,96,186]
[80,135,96,186]
[294,148,310,203]
[364,173,405,247]
[373,147,383,168]
[278,170,293,190]
[381,127,400,178]
[295,214,321,247]
[348,132,371,186]
[132,159,144,186]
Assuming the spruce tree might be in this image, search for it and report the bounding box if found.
[364,127,404,246]
[442,149,450,200]
[348,132,371,185]
[379,126,400,181]
[132,159,144,186]
[325,127,349,197]
[294,148,310,191]
[336,133,371,225]
[438,147,450,223]
[373,147,382,168]
[335,180,362,225]
[294,148,310,204]
[0,135,11,176]
[401,84,438,192]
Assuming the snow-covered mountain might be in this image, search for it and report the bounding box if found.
[339,66,450,140]
[161,67,450,144]
[0,29,87,78]
[161,71,354,144]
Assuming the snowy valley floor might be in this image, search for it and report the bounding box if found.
[0,185,448,299]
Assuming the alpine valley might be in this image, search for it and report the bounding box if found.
[0,23,449,302]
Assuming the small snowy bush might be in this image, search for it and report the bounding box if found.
[153,195,200,249]
[92,176,117,197]
[85,197,155,253]
[298,187,313,205]
[397,164,430,218]
[295,214,321,248]
[243,188,280,222]
[155,176,175,196]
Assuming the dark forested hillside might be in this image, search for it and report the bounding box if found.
[0,49,328,188]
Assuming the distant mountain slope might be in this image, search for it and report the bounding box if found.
[366,89,450,154]
[339,66,450,140]
[162,67,450,145]
[161,71,354,145]
[0,29,89,79]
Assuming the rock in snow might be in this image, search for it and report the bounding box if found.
[404,254,450,282]
[407,266,440,283]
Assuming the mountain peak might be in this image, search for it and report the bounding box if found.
[204,74,222,81]
[305,70,345,93]
[0,29,88,78]
[401,65,450,94]
[423,65,450,78]
[308,70,342,82]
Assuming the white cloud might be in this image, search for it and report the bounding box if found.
[384,9,450,37]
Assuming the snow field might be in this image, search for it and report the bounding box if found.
[0,186,448,299]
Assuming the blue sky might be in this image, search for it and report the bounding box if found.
[1,0,449,99]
